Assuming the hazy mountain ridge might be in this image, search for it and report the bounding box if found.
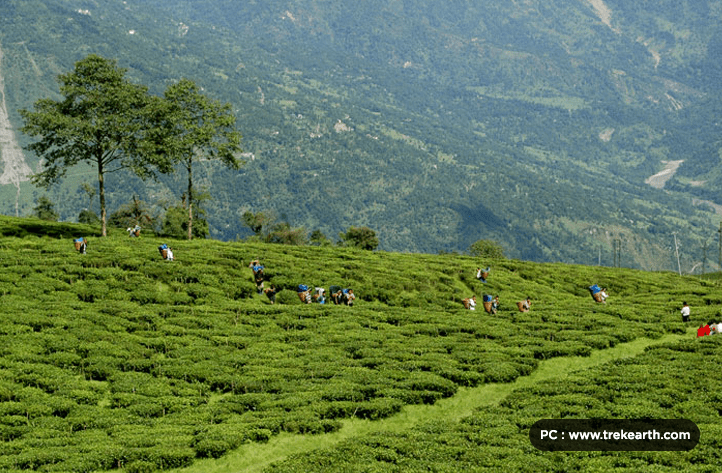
[1,0,721,270]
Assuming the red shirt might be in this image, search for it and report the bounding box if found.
[698,325,711,337]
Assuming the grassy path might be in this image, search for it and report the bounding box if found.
[173,330,691,473]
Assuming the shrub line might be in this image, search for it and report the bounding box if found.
[172,331,691,473]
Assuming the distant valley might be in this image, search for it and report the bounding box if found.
[1,0,722,271]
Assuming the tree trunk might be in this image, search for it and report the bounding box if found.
[98,157,107,237]
[187,161,193,240]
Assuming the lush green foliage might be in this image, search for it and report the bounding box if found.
[78,209,100,225]
[18,55,243,242]
[264,221,308,246]
[242,212,272,237]
[162,206,209,240]
[242,211,309,246]
[338,226,379,251]
[150,78,243,240]
[0,216,717,472]
[2,1,722,269]
[265,339,722,472]
[19,54,156,236]
[309,230,332,247]
[469,239,505,259]
[108,196,156,231]
[31,196,58,222]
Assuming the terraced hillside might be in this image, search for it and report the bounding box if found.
[0,216,718,472]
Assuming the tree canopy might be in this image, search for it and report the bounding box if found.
[108,196,155,231]
[339,226,379,250]
[162,205,209,239]
[152,78,243,239]
[468,239,505,259]
[20,54,155,236]
[241,210,307,245]
[242,211,273,237]
[32,196,58,222]
[20,57,244,240]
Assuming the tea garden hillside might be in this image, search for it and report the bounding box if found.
[1,215,721,472]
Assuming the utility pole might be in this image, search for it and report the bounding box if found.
[673,233,681,275]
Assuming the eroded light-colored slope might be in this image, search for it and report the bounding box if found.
[0,41,33,215]
[588,0,617,32]
[645,159,683,189]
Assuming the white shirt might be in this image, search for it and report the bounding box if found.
[681,306,690,317]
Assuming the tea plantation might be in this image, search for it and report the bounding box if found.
[0,216,718,472]
[263,337,722,473]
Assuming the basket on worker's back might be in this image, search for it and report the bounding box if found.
[74,238,86,251]
[297,284,311,303]
[589,284,603,303]
[483,295,493,313]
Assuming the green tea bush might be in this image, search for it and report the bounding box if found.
[0,402,26,418]
[315,400,358,419]
[276,290,301,305]
[400,372,457,402]
[74,280,109,303]
[129,287,168,305]
[355,398,404,420]
[220,280,256,300]
[232,392,275,410]
[280,413,336,434]
[267,339,722,472]
[193,439,232,459]
[1,216,720,471]
[139,446,196,469]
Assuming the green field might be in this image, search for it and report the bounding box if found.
[0,216,719,472]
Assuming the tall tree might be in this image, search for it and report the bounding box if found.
[242,211,273,237]
[339,226,379,250]
[19,54,155,236]
[32,196,59,222]
[266,221,308,245]
[468,239,505,259]
[156,78,243,240]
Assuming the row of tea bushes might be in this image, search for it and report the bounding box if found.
[0,216,716,471]
[264,336,722,472]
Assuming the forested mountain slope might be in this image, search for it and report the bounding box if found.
[1,0,722,270]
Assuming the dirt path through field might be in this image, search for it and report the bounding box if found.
[174,330,691,473]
